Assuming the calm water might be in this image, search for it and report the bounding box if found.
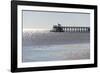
[22,30,90,62]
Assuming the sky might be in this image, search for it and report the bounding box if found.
[22,10,90,30]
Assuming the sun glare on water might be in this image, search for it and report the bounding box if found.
[23,28,49,32]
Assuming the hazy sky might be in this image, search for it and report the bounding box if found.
[22,10,90,30]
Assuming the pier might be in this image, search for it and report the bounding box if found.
[51,24,90,32]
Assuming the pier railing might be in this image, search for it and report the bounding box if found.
[52,26,90,32]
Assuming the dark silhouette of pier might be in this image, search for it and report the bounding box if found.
[51,24,90,32]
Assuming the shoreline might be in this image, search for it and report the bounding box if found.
[22,43,90,62]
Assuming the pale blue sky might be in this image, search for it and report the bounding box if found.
[22,10,90,30]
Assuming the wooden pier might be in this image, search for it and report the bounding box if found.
[51,24,90,32]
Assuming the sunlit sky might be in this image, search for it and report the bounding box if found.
[23,10,90,30]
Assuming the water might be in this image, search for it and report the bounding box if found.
[22,30,90,62]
